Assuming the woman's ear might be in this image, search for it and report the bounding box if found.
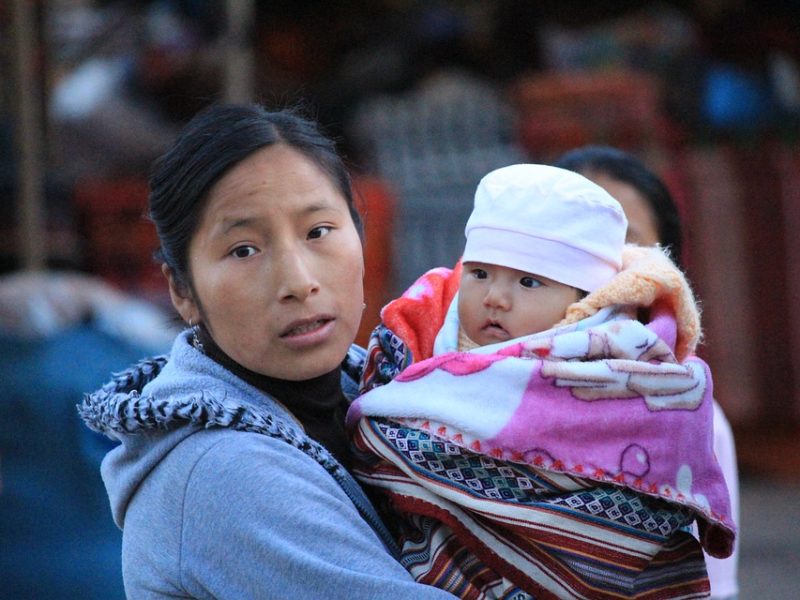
[162,263,199,325]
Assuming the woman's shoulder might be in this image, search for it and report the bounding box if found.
[137,428,336,506]
[120,428,347,596]
[125,427,454,599]
[182,429,344,496]
[124,428,342,538]
[171,431,378,564]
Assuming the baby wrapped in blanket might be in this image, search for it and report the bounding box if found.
[347,165,736,599]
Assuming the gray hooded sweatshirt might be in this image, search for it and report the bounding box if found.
[79,331,455,599]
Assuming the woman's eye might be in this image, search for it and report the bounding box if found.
[231,245,257,259]
[472,269,487,279]
[520,276,542,288]
[308,225,333,240]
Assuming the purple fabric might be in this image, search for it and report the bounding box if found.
[350,307,735,558]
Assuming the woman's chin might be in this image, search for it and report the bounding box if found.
[271,341,352,381]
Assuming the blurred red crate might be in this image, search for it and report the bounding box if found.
[72,177,164,298]
[352,175,396,347]
[508,69,672,161]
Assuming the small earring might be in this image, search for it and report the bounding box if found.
[189,319,205,353]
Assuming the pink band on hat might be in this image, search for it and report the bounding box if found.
[463,226,620,292]
[463,164,627,292]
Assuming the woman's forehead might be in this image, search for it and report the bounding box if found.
[209,145,329,197]
[200,147,345,222]
[585,173,660,245]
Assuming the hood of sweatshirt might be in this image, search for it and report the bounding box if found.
[78,331,366,529]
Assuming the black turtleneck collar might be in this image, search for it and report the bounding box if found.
[195,326,352,470]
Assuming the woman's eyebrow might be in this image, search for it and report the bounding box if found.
[219,216,263,234]
[216,202,338,235]
[296,200,338,216]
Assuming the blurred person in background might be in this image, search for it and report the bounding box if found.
[48,0,223,189]
[555,144,740,600]
[0,270,176,598]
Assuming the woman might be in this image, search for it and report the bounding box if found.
[554,145,682,264]
[556,144,740,600]
[79,104,455,598]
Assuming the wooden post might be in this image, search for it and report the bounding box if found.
[223,0,255,104]
[10,0,47,270]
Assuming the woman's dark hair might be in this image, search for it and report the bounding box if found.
[554,145,683,266]
[149,103,362,290]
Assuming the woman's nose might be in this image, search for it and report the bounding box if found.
[276,251,320,302]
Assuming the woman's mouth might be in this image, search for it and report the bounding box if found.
[281,318,331,337]
[279,315,336,347]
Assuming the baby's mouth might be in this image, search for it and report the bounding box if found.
[481,320,509,337]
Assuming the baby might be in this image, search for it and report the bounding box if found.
[349,164,734,600]
[442,163,626,353]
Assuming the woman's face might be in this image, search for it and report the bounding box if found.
[169,144,364,381]
[586,173,660,247]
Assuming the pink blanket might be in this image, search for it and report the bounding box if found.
[349,304,735,559]
[348,251,735,597]
[350,250,735,559]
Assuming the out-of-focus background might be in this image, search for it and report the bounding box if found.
[1,1,799,598]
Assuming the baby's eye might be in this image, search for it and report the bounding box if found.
[308,225,333,240]
[231,245,257,259]
[471,268,488,279]
[520,276,542,288]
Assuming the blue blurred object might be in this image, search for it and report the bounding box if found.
[703,63,776,129]
[0,324,167,599]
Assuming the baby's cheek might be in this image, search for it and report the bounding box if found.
[457,307,476,334]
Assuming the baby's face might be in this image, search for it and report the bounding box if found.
[458,262,581,346]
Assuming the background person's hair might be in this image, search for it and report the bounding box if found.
[148,103,362,292]
[554,145,683,266]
